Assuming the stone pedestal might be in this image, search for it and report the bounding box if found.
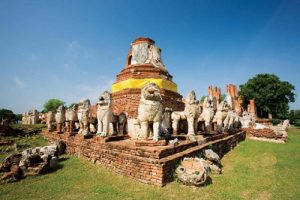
[42,131,245,186]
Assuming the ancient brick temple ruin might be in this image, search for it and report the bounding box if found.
[43,37,246,186]
[111,37,184,121]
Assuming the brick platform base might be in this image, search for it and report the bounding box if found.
[42,131,245,186]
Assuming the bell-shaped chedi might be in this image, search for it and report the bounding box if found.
[112,37,184,118]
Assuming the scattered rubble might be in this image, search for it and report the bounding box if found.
[0,141,65,183]
[176,149,222,186]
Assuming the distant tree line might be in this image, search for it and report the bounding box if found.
[0,109,22,123]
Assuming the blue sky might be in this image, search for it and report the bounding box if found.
[0,0,299,113]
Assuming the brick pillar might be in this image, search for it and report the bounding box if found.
[249,99,256,116]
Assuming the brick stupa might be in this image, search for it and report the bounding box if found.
[111,37,184,118]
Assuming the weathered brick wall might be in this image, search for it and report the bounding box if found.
[116,64,173,82]
[112,88,184,118]
[112,64,184,118]
[42,131,245,186]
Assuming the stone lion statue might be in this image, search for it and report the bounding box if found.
[199,95,217,134]
[77,98,91,136]
[172,91,200,137]
[223,110,241,133]
[31,110,39,125]
[240,111,256,128]
[55,106,66,133]
[214,99,230,132]
[46,111,55,131]
[22,113,26,125]
[112,113,127,135]
[161,108,173,136]
[96,91,113,137]
[65,104,78,133]
[137,83,163,141]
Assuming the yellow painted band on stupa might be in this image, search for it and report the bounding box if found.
[112,78,178,93]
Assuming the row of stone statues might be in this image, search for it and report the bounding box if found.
[135,83,244,141]
[47,82,245,141]
[46,96,127,137]
[22,110,40,125]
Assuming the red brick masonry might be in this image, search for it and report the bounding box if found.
[42,131,245,186]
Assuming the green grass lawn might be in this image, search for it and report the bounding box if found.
[0,128,299,200]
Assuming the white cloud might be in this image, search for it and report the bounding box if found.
[13,76,25,88]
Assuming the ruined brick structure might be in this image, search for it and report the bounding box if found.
[226,84,243,115]
[208,85,221,103]
[42,131,245,186]
[111,37,184,119]
[248,99,256,116]
[42,37,248,187]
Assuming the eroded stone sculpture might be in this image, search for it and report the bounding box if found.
[147,45,166,70]
[161,108,173,136]
[77,98,91,136]
[22,113,26,124]
[131,43,149,65]
[214,99,230,132]
[137,83,163,141]
[199,95,217,134]
[203,149,222,174]
[131,41,166,71]
[176,157,209,186]
[65,104,78,133]
[112,113,127,135]
[0,142,64,183]
[46,111,55,131]
[31,110,39,125]
[96,91,113,137]
[55,106,65,133]
[240,111,256,128]
[172,91,200,137]
[218,94,241,133]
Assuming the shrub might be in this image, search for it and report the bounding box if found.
[269,119,281,125]
[295,119,300,127]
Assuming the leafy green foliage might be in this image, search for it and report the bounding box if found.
[200,95,206,103]
[294,119,300,127]
[221,94,226,101]
[43,99,65,112]
[289,109,300,124]
[269,119,281,125]
[240,74,295,118]
[0,108,18,122]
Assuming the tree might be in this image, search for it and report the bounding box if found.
[220,94,226,101]
[43,99,65,112]
[200,96,206,103]
[240,74,296,118]
[0,108,16,122]
[289,109,300,124]
[15,114,22,122]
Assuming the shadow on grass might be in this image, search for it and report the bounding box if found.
[47,163,64,173]
[58,157,69,162]
[176,176,213,187]
[202,176,213,187]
